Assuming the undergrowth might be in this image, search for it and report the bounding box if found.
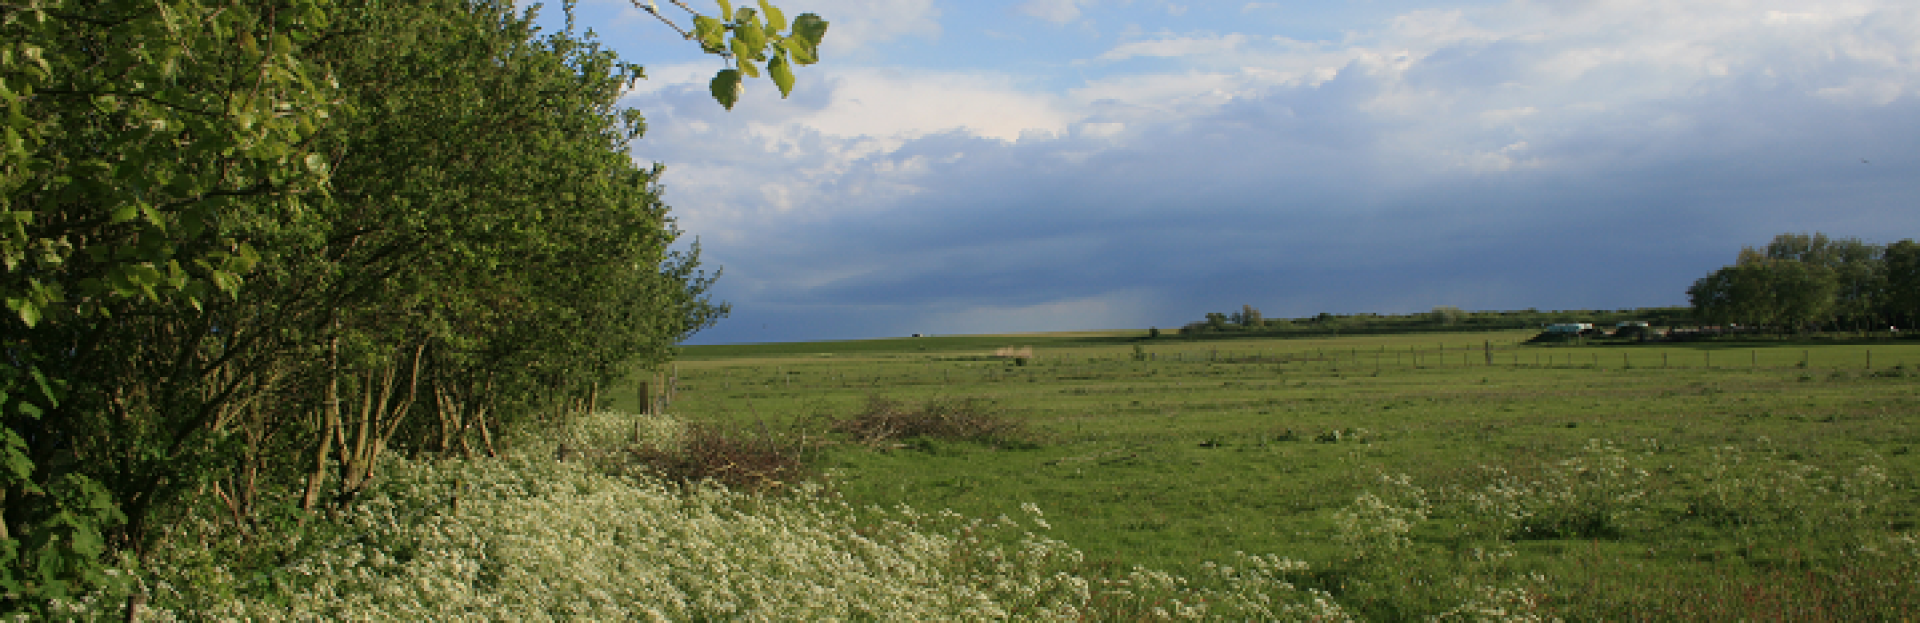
[832,394,1034,449]
[21,411,1916,621]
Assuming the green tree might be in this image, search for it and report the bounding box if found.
[1764,258,1837,333]
[1883,240,1920,331]
[1763,233,1883,330]
[1689,249,1836,334]
[0,0,824,608]
[2,0,334,605]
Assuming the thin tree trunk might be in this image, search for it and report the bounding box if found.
[336,342,426,500]
[301,334,342,513]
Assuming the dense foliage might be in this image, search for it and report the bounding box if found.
[1689,233,1920,334]
[0,0,822,610]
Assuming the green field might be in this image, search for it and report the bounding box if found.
[654,330,1920,619]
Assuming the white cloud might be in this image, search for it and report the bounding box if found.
[631,0,1920,343]
[1018,0,1094,25]
[791,69,1071,141]
[1097,33,1248,62]
[783,0,942,55]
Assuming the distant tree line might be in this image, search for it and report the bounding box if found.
[1687,233,1920,334]
[1175,305,1693,339]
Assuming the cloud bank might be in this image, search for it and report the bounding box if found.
[620,0,1920,344]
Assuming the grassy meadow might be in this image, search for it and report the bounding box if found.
[101,329,1920,620]
[652,329,1920,619]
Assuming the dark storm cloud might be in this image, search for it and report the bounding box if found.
[626,4,1920,344]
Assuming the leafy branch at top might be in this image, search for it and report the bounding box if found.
[632,0,829,109]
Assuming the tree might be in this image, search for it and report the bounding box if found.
[1205,312,1230,332]
[1762,233,1882,330]
[1883,240,1920,331]
[1690,245,1836,334]
[1764,259,1838,333]
[0,0,826,609]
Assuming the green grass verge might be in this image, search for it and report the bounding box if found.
[660,330,1920,619]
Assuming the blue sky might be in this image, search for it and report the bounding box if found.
[544,0,1920,344]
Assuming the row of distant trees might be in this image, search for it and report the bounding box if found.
[1687,233,1920,334]
[0,0,823,609]
[1177,305,1693,338]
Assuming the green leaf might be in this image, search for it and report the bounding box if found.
[785,14,827,64]
[28,365,58,408]
[710,69,742,109]
[792,13,828,49]
[769,52,795,98]
[717,0,735,22]
[694,16,726,52]
[1,428,38,483]
[6,297,38,328]
[759,0,787,31]
[737,19,767,58]
[781,37,817,65]
[4,127,24,159]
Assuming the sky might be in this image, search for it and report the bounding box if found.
[540,0,1920,345]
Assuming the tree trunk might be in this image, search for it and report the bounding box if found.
[334,342,426,502]
[301,334,342,513]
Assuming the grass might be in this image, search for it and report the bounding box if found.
[660,329,1920,619]
[79,329,1919,620]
